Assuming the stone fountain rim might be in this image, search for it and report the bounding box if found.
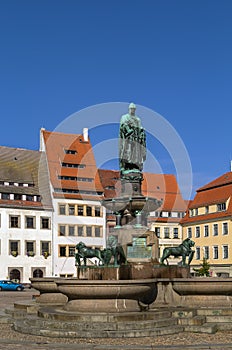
[55,278,156,285]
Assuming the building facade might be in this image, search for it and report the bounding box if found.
[181,172,232,277]
[0,147,53,283]
[40,128,106,277]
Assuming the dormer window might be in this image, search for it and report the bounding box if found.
[217,203,226,212]
[64,149,77,155]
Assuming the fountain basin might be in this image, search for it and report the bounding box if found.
[56,278,157,312]
[30,278,68,304]
[102,196,162,213]
[172,278,232,296]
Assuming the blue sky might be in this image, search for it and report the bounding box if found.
[0,1,232,199]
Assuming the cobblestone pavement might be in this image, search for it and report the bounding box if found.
[1,289,232,349]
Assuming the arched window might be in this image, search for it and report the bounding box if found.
[33,269,43,278]
[9,269,21,282]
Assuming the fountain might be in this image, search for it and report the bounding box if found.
[10,103,232,337]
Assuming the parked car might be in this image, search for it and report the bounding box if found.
[0,280,24,291]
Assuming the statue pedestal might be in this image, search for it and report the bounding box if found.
[76,265,131,280]
[152,265,191,278]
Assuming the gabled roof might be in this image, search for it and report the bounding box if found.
[0,146,52,210]
[42,130,104,200]
[181,171,232,224]
[98,169,187,212]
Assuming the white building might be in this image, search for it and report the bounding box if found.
[0,147,53,283]
[40,128,106,277]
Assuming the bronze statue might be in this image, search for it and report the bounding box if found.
[119,103,146,175]
[160,238,195,266]
[75,242,104,267]
[101,235,127,266]
[75,239,127,267]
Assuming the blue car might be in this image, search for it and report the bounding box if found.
[0,280,24,291]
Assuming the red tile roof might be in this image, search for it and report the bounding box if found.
[42,130,104,200]
[98,169,187,212]
[181,172,232,224]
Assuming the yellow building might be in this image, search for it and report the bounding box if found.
[181,172,232,277]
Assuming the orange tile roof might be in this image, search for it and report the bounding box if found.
[99,169,187,212]
[0,146,52,210]
[181,171,232,224]
[42,130,104,200]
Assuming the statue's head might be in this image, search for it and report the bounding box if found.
[129,102,136,115]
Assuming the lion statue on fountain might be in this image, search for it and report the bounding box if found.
[160,238,195,266]
[75,237,127,267]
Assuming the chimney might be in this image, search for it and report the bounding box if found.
[83,128,88,142]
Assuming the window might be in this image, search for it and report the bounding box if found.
[26,241,35,256]
[204,225,209,237]
[223,222,228,235]
[59,204,66,215]
[189,209,194,217]
[41,241,50,256]
[213,246,218,259]
[25,216,35,229]
[68,205,75,215]
[95,226,101,237]
[2,193,10,200]
[95,206,101,217]
[59,225,66,236]
[86,226,92,237]
[86,206,92,216]
[154,227,160,238]
[14,194,22,200]
[9,215,20,228]
[195,208,198,216]
[196,247,200,260]
[26,194,34,201]
[205,206,209,214]
[68,225,75,236]
[173,228,179,239]
[41,217,50,229]
[204,246,209,259]
[78,205,84,216]
[61,162,86,168]
[187,227,192,239]
[10,241,19,256]
[213,224,218,236]
[217,203,226,212]
[77,226,84,236]
[68,246,75,257]
[64,149,77,154]
[164,228,169,239]
[59,246,66,257]
[195,226,200,238]
[223,245,228,259]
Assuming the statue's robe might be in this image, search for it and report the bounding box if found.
[119,114,146,172]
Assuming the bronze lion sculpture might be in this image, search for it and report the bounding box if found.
[75,242,104,267]
[160,238,195,266]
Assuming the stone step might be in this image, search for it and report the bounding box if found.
[38,307,172,322]
[178,315,206,326]
[4,306,27,318]
[19,314,178,331]
[0,310,12,324]
[211,322,232,331]
[13,319,184,338]
[206,315,232,323]
[172,308,198,318]
[184,323,218,334]
[197,308,232,316]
